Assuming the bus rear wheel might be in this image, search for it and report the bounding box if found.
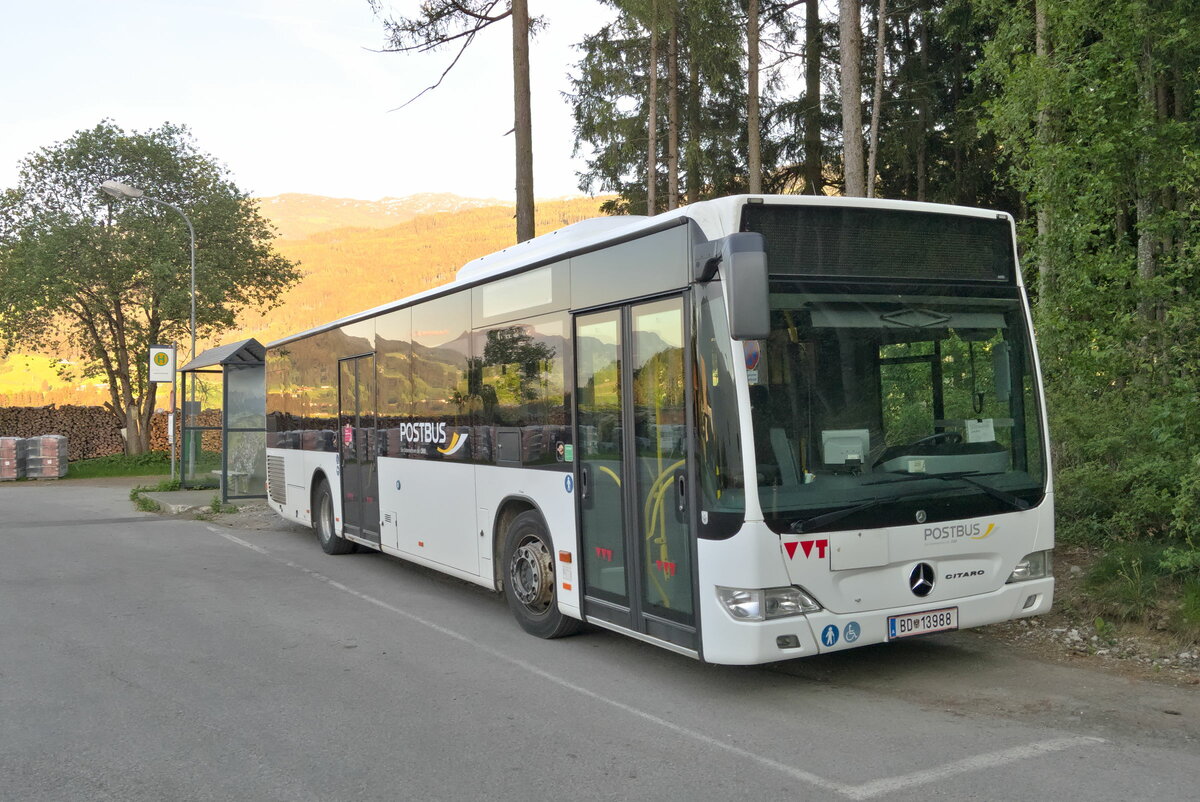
[314,478,354,555]
[502,511,581,639]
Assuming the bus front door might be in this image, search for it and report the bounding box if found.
[575,296,697,652]
[338,354,380,545]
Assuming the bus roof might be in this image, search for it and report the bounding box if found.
[267,194,1012,349]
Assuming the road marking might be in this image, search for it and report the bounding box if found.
[208,527,1104,798]
[843,736,1106,800]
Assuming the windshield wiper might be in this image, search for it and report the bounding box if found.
[865,470,1029,511]
[790,498,883,534]
[947,473,1030,511]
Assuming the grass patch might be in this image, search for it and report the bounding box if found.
[128,477,182,513]
[1080,540,1200,643]
[209,494,238,514]
[1083,542,1167,621]
[68,452,171,479]
[133,494,162,512]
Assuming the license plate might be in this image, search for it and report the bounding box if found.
[887,607,958,640]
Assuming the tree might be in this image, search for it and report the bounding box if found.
[371,0,538,241]
[0,121,300,454]
[979,0,1200,546]
[570,0,749,213]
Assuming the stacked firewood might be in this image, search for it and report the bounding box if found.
[0,406,226,461]
[147,410,221,452]
[0,406,122,461]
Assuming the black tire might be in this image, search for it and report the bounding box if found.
[502,510,581,639]
[313,478,354,555]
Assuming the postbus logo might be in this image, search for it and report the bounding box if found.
[437,431,468,456]
[395,421,468,456]
[924,522,996,543]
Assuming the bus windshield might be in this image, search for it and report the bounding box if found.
[747,290,1047,534]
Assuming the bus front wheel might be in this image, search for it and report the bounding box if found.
[502,511,581,639]
[313,478,354,555]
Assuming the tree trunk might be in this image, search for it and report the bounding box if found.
[687,53,701,204]
[512,0,535,242]
[646,2,659,215]
[916,2,928,202]
[747,0,762,194]
[132,381,159,455]
[840,0,865,197]
[667,17,680,209]
[1034,0,1053,307]
[804,0,823,194]
[866,0,887,198]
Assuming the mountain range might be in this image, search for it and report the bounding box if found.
[0,193,611,406]
[260,192,513,240]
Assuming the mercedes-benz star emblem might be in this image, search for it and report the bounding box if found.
[915,509,927,523]
[909,563,935,597]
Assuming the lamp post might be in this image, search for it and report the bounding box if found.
[100,180,196,482]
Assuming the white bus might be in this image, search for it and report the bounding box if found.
[264,195,1053,665]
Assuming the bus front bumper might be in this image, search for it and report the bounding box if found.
[700,577,1054,666]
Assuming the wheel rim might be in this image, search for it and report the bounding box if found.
[509,533,553,615]
[318,492,333,543]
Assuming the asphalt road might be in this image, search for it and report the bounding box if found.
[1,478,1197,801]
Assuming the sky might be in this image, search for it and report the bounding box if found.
[0,0,616,202]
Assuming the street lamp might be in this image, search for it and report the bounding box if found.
[100,179,197,483]
[99,180,197,362]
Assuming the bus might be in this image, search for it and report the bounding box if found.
[264,194,1053,665]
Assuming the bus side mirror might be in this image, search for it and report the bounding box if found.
[694,232,769,341]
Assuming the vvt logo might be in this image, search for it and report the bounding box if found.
[784,539,828,559]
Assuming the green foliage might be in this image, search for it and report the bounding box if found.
[1179,581,1200,636]
[1160,542,1200,576]
[974,0,1200,582]
[0,121,301,453]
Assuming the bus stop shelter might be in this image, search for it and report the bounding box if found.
[178,338,267,502]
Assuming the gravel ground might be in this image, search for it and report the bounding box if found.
[986,545,1200,687]
[194,501,1200,686]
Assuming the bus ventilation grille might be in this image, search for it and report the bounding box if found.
[267,456,287,505]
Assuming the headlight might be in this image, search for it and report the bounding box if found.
[1007,550,1053,583]
[717,586,822,621]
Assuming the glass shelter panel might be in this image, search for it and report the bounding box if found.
[226,365,265,429]
[182,369,222,489]
[225,430,266,496]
